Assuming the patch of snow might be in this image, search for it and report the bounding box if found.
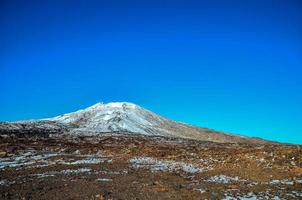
[294,179,302,184]
[0,152,60,170]
[194,188,206,193]
[223,193,258,200]
[32,168,93,178]
[0,180,6,185]
[269,179,294,185]
[73,150,81,154]
[34,173,55,178]
[292,191,302,197]
[97,178,112,182]
[130,156,203,174]
[207,175,240,184]
[60,168,92,174]
[0,150,112,170]
[63,157,111,165]
[0,179,15,186]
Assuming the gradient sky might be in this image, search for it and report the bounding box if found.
[1,0,301,144]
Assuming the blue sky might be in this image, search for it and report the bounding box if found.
[0,0,301,144]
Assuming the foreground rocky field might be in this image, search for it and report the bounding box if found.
[0,133,301,200]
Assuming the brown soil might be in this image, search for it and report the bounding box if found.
[0,134,301,200]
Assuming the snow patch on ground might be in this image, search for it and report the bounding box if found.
[269,179,294,185]
[295,179,302,184]
[32,168,93,178]
[223,192,258,200]
[0,151,60,170]
[60,168,92,174]
[62,158,111,165]
[207,175,240,184]
[291,191,302,197]
[205,174,258,185]
[223,188,302,199]
[97,178,112,182]
[0,150,112,170]
[194,188,206,193]
[0,180,7,185]
[129,156,203,174]
[0,179,15,186]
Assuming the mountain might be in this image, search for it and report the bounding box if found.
[0,102,269,144]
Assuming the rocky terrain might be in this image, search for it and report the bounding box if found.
[0,102,301,200]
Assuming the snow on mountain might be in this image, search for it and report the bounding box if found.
[0,102,271,144]
[47,102,173,136]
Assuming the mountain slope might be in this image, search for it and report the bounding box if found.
[44,102,267,144]
[0,102,270,144]
[47,102,170,136]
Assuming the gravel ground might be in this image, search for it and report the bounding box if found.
[0,134,301,200]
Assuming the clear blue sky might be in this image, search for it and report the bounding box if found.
[1,0,301,144]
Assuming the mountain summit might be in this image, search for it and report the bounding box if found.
[1,102,269,144]
[47,102,172,136]
[44,102,267,143]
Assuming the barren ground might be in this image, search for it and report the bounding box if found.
[0,134,301,200]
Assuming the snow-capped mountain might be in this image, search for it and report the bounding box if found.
[0,102,270,144]
[47,102,173,136]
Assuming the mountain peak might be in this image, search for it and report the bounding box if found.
[36,102,269,143]
[88,102,138,110]
[47,102,163,136]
